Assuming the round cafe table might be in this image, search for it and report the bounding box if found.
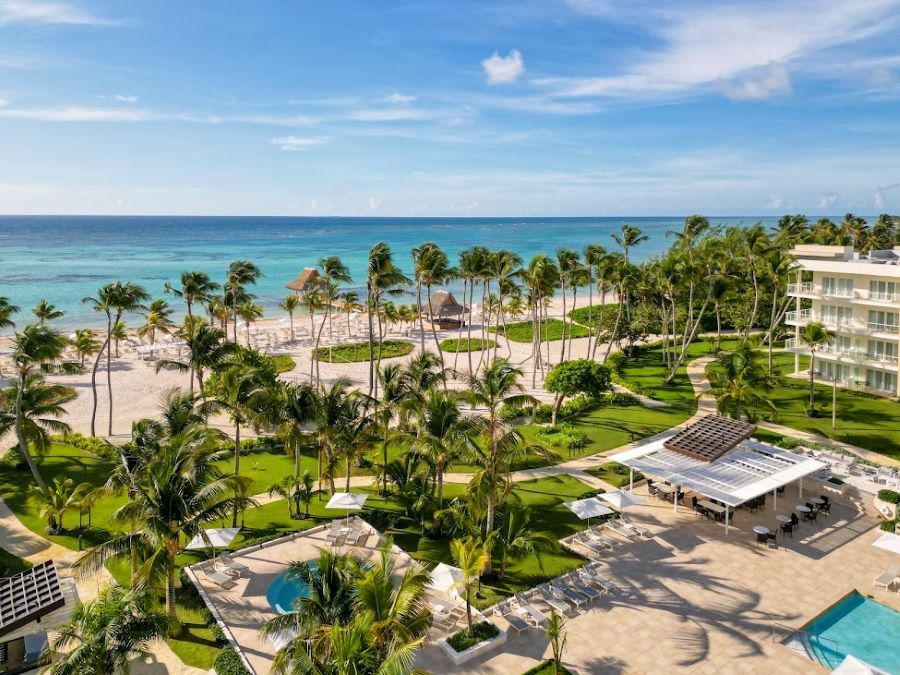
[775,515,791,524]
[810,497,824,505]
[752,525,769,535]
[795,505,811,513]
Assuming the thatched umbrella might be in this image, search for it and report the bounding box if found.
[285,268,324,293]
[426,290,466,318]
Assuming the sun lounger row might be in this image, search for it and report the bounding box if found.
[874,561,900,593]
[201,553,250,588]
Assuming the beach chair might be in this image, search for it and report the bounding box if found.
[502,609,532,634]
[604,520,637,541]
[203,566,235,588]
[534,585,573,616]
[576,533,611,556]
[514,594,548,626]
[218,554,250,577]
[874,562,900,591]
[618,514,652,539]
[561,576,601,602]
[587,527,621,548]
[549,582,586,608]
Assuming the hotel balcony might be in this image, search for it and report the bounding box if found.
[786,282,816,298]
[810,371,897,397]
[785,284,899,308]
[784,310,899,338]
[785,338,899,371]
[785,308,812,326]
[852,289,900,308]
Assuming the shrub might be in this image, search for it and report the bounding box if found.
[522,659,576,675]
[536,423,589,450]
[533,404,553,424]
[271,354,296,373]
[490,319,591,343]
[880,519,898,532]
[51,433,112,458]
[500,402,535,421]
[363,509,400,532]
[446,621,500,652]
[877,490,900,505]
[314,340,413,363]
[214,644,251,675]
[439,338,495,352]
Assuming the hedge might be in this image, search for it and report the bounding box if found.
[314,340,413,363]
[446,621,500,652]
[214,644,251,675]
[877,490,900,505]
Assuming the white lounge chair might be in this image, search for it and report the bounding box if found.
[514,594,548,626]
[549,582,586,608]
[604,520,637,541]
[577,568,613,593]
[218,554,250,577]
[874,562,900,590]
[534,585,573,616]
[561,576,602,602]
[576,533,610,556]
[587,528,621,548]
[203,566,235,588]
[618,514,652,538]
[502,609,532,634]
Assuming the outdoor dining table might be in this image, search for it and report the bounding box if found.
[698,499,725,515]
[810,497,824,505]
[775,515,791,524]
[752,525,769,535]
[795,505,811,513]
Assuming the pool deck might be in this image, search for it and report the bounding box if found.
[414,479,899,674]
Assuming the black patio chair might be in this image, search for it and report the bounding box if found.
[766,532,777,549]
[780,522,793,538]
[756,532,767,545]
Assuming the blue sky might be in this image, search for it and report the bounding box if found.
[1,0,899,216]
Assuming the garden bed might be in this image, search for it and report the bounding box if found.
[439,621,506,665]
[439,338,495,352]
[313,340,413,362]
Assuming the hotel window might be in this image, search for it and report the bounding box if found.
[822,277,854,297]
[869,280,897,301]
[868,310,899,331]
[830,335,853,354]
[866,369,897,392]
[821,305,852,326]
[868,340,897,362]
[819,361,852,382]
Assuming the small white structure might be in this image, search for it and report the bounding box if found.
[872,531,900,555]
[427,563,464,599]
[325,492,368,521]
[599,490,646,510]
[564,497,614,521]
[186,527,242,551]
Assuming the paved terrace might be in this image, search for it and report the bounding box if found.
[415,478,898,674]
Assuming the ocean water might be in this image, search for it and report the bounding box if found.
[0,215,775,330]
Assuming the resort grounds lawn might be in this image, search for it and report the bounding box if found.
[0,547,30,576]
[271,354,297,373]
[490,319,591,343]
[584,462,644,489]
[438,337,495,352]
[313,339,412,362]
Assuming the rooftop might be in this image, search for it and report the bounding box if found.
[664,415,756,463]
[0,561,71,640]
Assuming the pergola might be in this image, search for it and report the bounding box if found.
[610,415,827,534]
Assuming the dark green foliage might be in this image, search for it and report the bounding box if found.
[877,490,900,504]
[490,319,591,343]
[439,338,495,352]
[314,340,413,362]
[446,621,500,652]
[522,659,576,675]
[545,360,612,400]
[214,644,251,675]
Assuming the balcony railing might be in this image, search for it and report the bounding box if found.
[785,308,812,323]
[867,290,899,302]
[786,282,814,295]
[784,338,899,365]
[867,322,900,335]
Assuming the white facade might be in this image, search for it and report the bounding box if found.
[785,244,900,398]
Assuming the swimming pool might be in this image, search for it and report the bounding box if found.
[800,592,900,673]
[266,562,318,614]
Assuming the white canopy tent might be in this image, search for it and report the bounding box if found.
[427,562,463,598]
[872,531,900,555]
[599,490,646,510]
[610,434,826,534]
[564,497,614,525]
[185,527,241,550]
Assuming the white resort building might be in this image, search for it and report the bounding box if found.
[785,244,900,397]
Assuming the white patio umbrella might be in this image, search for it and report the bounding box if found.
[564,497,614,525]
[427,562,463,598]
[185,526,241,551]
[599,490,646,510]
[872,531,900,555]
[325,492,368,522]
[832,655,890,675]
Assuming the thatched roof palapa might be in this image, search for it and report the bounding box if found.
[285,268,325,292]
[425,290,466,317]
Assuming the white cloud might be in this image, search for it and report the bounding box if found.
[719,62,791,101]
[345,107,433,122]
[542,1,900,100]
[0,105,154,121]
[0,1,112,26]
[482,50,524,85]
[384,92,417,104]
[0,98,6,107]
[768,194,784,209]
[818,193,838,209]
[114,94,138,103]
[368,196,383,211]
[270,135,328,151]
[875,182,900,209]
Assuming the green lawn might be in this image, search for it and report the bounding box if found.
[314,340,412,362]
[439,337,495,352]
[0,546,31,576]
[584,462,644,488]
[490,319,591,343]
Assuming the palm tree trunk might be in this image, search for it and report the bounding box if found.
[559,278,567,363]
[313,311,328,385]
[166,556,177,622]
[14,370,49,493]
[107,311,121,437]
[586,273,594,357]
[569,286,577,358]
[454,279,466,370]
[367,286,375,397]
[425,282,445,373]
[345,455,351,492]
[715,304,722,348]
[467,283,475,374]
[416,281,425,353]
[232,419,241,527]
[232,292,239,343]
[591,285,606,360]
[809,353,816,408]
[88,316,111,437]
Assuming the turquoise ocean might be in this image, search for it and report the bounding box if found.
[0,215,779,331]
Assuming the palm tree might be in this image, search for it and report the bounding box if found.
[373,364,409,496]
[32,299,64,325]
[546,609,568,675]
[269,470,319,519]
[702,344,778,421]
[111,321,127,358]
[82,281,150,436]
[490,249,522,361]
[71,328,100,368]
[76,424,246,622]
[456,247,485,373]
[491,506,554,580]
[157,325,236,395]
[45,585,168,675]
[237,301,263,346]
[225,260,262,343]
[165,270,220,338]
[611,223,648,264]
[319,255,352,338]
[366,243,410,397]
[340,290,360,336]
[413,391,477,511]
[0,373,74,456]
[0,296,20,332]
[8,324,68,492]
[272,380,318,478]
[137,298,174,345]
[709,277,736,348]
[800,321,834,411]
[314,377,355,494]
[280,294,300,341]
[555,248,579,362]
[450,537,489,637]
[29,476,91,534]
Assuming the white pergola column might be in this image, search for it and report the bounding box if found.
[799,477,803,500]
[673,485,678,513]
[725,505,730,536]
[629,469,634,493]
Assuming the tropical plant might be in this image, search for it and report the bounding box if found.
[279,294,300,341]
[0,373,74,457]
[365,242,410,397]
[44,584,168,675]
[32,299,64,324]
[70,329,99,368]
[799,321,835,412]
[164,270,220,338]
[137,298,175,345]
[544,359,612,425]
[450,537,490,637]
[82,281,150,436]
[237,301,263,347]
[491,506,555,580]
[156,324,236,395]
[703,343,778,421]
[225,260,262,343]
[269,470,319,519]
[0,296,20,332]
[546,609,568,675]
[29,476,91,534]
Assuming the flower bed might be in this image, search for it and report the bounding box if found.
[439,621,506,665]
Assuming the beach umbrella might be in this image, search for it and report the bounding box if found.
[564,497,614,525]
[872,531,900,555]
[325,492,368,523]
[285,267,323,292]
[185,526,241,551]
[832,655,890,675]
[599,490,646,510]
[427,562,464,598]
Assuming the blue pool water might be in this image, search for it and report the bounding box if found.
[803,592,900,673]
[266,562,318,614]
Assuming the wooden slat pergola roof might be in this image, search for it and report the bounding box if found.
[664,415,756,463]
[0,561,65,638]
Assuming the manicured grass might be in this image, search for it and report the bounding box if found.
[439,337,495,352]
[314,339,413,362]
[584,462,644,488]
[568,304,617,328]
[0,547,31,576]
[752,352,900,459]
[490,319,591,343]
[558,404,692,456]
[271,354,296,373]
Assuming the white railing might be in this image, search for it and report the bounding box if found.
[865,290,899,302]
[786,339,899,365]
[867,322,900,334]
[785,308,812,323]
[786,282,814,295]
